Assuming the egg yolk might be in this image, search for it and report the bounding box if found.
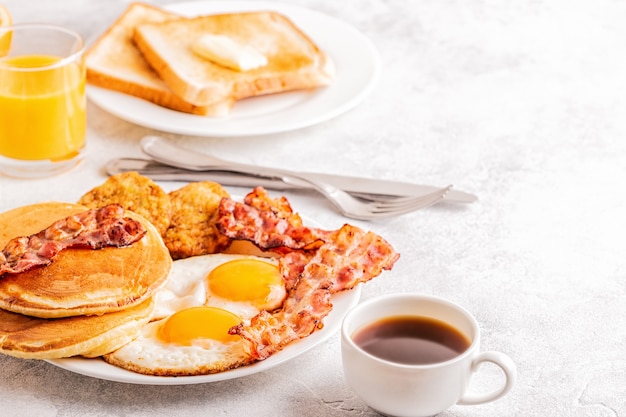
[158,306,242,345]
[207,259,285,310]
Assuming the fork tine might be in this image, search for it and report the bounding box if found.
[282,172,451,220]
[369,185,452,213]
[340,186,450,220]
[361,189,447,207]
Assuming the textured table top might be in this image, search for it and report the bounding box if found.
[1,0,624,416]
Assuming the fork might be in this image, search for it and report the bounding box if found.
[280,176,451,220]
[140,136,451,220]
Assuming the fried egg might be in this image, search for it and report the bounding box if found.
[103,253,287,376]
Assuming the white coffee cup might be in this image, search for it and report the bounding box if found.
[341,293,517,417]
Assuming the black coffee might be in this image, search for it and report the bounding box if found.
[352,315,471,365]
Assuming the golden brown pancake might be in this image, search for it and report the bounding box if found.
[0,298,154,359]
[0,201,172,318]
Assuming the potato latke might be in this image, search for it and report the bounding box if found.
[163,181,232,259]
[77,171,171,235]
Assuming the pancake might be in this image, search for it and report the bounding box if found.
[0,297,154,359]
[0,202,172,318]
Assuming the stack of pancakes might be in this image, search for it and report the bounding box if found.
[0,202,172,359]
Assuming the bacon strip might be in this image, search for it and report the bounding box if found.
[0,204,146,277]
[220,188,399,360]
[243,186,304,228]
[218,187,333,252]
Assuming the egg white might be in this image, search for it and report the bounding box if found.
[152,253,280,320]
[104,253,283,376]
[103,317,251,376]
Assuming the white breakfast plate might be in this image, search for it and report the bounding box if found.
[87,1,380,137]
[45,199,362,385]
[45,287,360,385]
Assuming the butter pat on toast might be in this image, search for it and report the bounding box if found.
[86,2,234,116]
[133,11,335,106]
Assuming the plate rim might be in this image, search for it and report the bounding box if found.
[45,286,361,385]
[86,0,380,137]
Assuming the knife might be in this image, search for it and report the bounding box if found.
[105,157,477,204]
[139,136,478,204]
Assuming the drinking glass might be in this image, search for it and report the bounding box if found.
[0,24,86,178]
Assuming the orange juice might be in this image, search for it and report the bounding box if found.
[0,54,86,161]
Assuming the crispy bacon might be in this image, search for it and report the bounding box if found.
[278,251,311,291]
[218,188,332,252]
[243,186,304,228]
[220,188,399,360]
[0,204,146,277]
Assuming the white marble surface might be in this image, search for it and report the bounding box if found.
[1,0,625,416]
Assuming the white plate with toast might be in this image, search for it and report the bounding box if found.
[45,285,360,385]
[87,1,380,137]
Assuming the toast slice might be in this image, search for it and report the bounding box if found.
[133,11,335,107]
[86,2,234,116]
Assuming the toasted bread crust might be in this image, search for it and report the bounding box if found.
[87,66,233,115]
[133,11,335,106]
[86,2,234,116]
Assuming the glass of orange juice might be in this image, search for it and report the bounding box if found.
[0,24,86,178]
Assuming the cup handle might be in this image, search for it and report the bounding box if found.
[457,351,517,405]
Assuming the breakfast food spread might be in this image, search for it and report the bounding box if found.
[85,2,334,116]
[0,174,398,378]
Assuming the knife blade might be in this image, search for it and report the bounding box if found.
[139,136,478,204]
[105,158,477,204]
